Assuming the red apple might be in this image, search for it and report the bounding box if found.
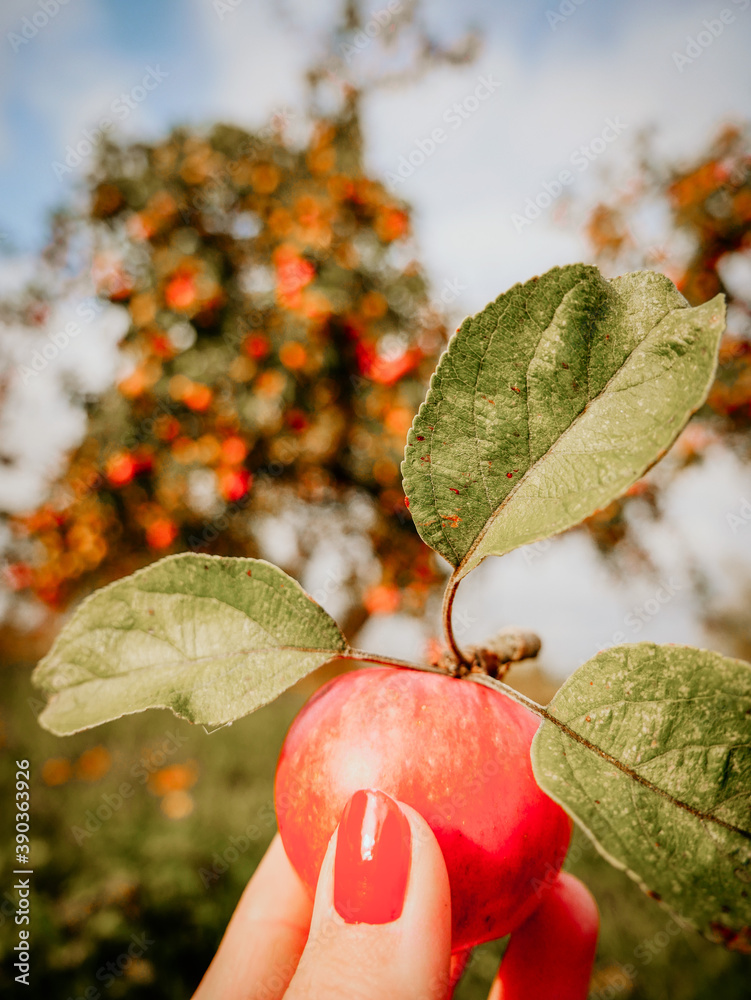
[275,666,572,952]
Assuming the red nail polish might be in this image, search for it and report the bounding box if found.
[334,789,411,925]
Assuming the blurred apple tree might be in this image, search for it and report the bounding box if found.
[3,93,456,637]
[581,123,751,574]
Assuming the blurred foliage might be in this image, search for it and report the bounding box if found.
[0,659,303,998]
[582,124,751,564]
[2,662,749,998]
[2,97,450,636]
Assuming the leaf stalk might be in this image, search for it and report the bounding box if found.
[441,573,470,672]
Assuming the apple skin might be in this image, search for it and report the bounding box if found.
[275,666,573,952]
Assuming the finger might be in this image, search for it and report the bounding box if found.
[192,834,313,1000]
[285,788,453,1000]
[488,873,599,1000]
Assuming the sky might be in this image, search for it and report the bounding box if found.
[2,0,751,671]
[3,0,751,295]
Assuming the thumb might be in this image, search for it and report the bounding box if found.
[285,788,453,1000]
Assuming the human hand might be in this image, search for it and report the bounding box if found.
[192,789,598,999]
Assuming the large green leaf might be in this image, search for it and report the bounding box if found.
[402,265,725,580]
[33,553,348,735]
[531,642,751,949]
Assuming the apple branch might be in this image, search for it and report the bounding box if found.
[341,649,449,675]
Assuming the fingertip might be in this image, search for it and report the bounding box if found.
[548,872,600,946]
[493,873,599,1000]
[287,791,453,1000]
[312,792,452,941]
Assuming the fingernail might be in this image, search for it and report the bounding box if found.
[334,789,411,925]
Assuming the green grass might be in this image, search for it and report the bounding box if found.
[1,663,748,998]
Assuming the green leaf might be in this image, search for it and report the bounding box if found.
[531,642,751,949]
[402,265,725,580]
[33,553,349,735]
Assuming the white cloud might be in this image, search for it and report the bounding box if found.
[0,286,129,512]
[184,0,330,138]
